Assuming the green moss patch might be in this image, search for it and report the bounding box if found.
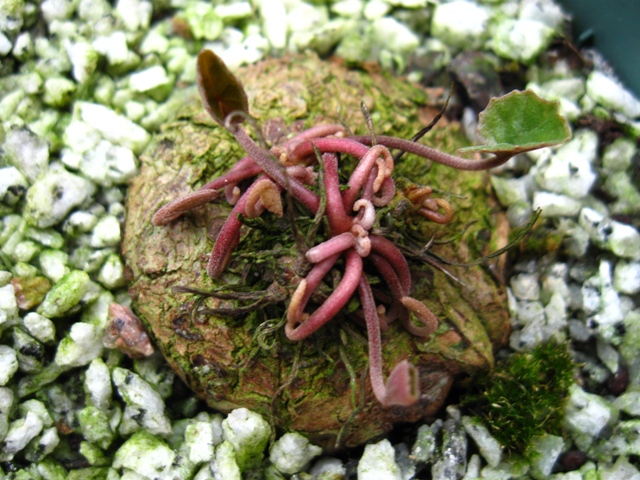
[461,340,577,456]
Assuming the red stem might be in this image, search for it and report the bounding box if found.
[289,253,340,323]
[206,176,266,277]
[306,232,355,264]
[322,153,353,234]
[368,252,407,298]
[350,135,511,171]
[369,235,412,295]
[282,124,346,151]
[152,189,220,225]
[358,276,419,406]
[286,249,363,341]
[233,127,320,213]
[288,137,369,163]
[342,145,392,211]
[357,275,386,403]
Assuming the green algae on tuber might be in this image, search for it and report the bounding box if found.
[124,52,570,449]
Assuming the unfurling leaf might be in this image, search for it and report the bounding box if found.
[458,89,571,157]
[197,49,249,126]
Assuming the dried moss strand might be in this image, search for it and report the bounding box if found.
[200,297,275,317]
[270,342,303,442]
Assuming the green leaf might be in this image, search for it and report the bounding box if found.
[458,89,571,156]
[196,49,249,126]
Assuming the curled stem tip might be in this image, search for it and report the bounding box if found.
[244,178,283,218]
[400,296,438,337]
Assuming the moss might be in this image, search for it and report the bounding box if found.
[37,270,90,318]
[461,340,576,456]
[512,218,565,255]
[11,275,51,310]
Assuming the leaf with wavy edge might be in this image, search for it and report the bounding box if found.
[458,89,571,156]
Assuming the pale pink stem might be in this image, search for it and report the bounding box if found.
[361,165,376,202]
[288,254,340,324]
[342,145,393,211]
[286,249,363,341]
[306,232,355,263]
[351,224,371,257]
[282,124,346,151]
[358,275,386,402]
[368,252,407,298]
[369,252,431,335]
[322,153,353,234]
[369,235,412,295]
[370,253,437,337]
[352,199,375,231]
[350,135,512,171]
[399,296,438,337]
[358,276,419,406]
[359,168,395,207]
[286,165,317,185]
[233,127,320,213]
[288,137,369,164]
[372,177,395,207]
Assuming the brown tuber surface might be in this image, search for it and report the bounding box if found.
[123,54,511,449]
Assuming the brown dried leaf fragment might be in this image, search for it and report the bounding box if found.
[11,276,51,310]
[104,303,154,358]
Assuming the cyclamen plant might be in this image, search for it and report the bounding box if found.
[152,50,571,407]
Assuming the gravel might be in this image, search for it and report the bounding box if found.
[1,0,639,478]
